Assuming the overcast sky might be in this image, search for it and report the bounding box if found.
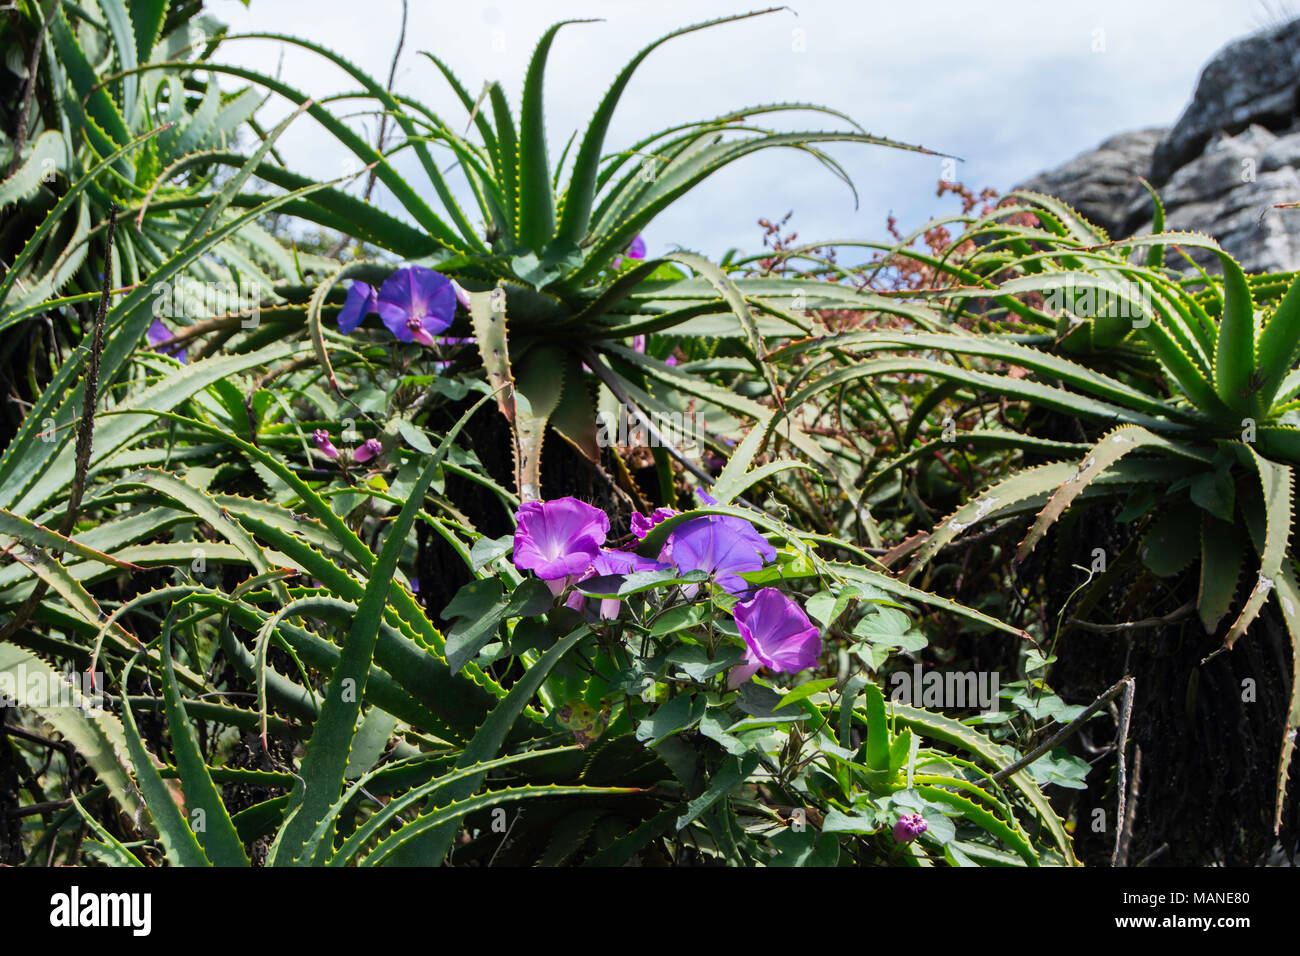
[207,0,1276,261]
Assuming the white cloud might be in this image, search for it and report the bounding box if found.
[208,0,1261,260]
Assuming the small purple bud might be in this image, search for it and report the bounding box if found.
[627,235,646,259]
[893,813,928,844]
[353,438,383,463]
[313,429,339,459]
[630,507,676,540]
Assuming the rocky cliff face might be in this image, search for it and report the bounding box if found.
[1017,17,1300,273]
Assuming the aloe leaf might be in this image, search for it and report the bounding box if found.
[320,746,580,865]
[68,793,144,866]
[117,654,212,867]
[0,644,144,823]
[1256,271,1300,411]
[517,20,597,251]
[1223,448,1293,649]
[360,625,590,866]
[0,507,141,570]
[776,330,1198,422]
[1198,515,1246,633]
[360,783,636,867]
[271,394,489,865]
[885,705,1077,864]
[554,8,782,246]
[0,123,167,312]
[549,353,601,462]
[1272,560,1300,833]
[711,459,813,506]
[1017,425,1210,561]
[915,784,1038,866]
[1214,253,1260,417]
[573,129,937,286]
[512,344,567,500]
[489,83,520,237]
[420,53,499,170]
[0,130,68,207]
[159,629,250,866]
[139,55,468,250]
[666,251,783,404]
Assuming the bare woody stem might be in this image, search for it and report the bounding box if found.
[0,205,118,643]
[990,676,1134,784]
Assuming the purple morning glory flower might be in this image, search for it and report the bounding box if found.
[352,438,383,463]
[147,318,186,363]
[338,281,379,334]
[612,234,647,269]
[313,429,339,459]
[513,497,610,593]
[585,548,670,619]
[663,508,775,595]
[631,507,677,540]
[893,813,928,844]
[727,588,821,688]
[377,266,456,345]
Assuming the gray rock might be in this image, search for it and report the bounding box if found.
[1017,19,1300,274]
[1158,125,1278,208]
[1261,126,1300,173]
[1131,154,1300,274]
[1150,19,1300,185]
[1016,128,1165,239]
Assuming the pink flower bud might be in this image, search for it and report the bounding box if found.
[893,813,928,844]
[353,438,383,463]
[313,429,339,459]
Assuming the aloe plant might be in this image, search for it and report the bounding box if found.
[0,9,1083,868]
[767,193,1300,831]
[150,9,954,512]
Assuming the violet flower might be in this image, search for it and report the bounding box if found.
[513,497,610,595]
[612,233,647,269]
[727,588,821,688]
[147,318,186,363]
[313,429,339,459]
[663,508,775,594]
[377,266,456,345]
[352,438,383,463]
[337,281,379,334]
[893,813,928,844]
[337,267,462,345]
[583,548,670,619]
[630,507,677,540]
